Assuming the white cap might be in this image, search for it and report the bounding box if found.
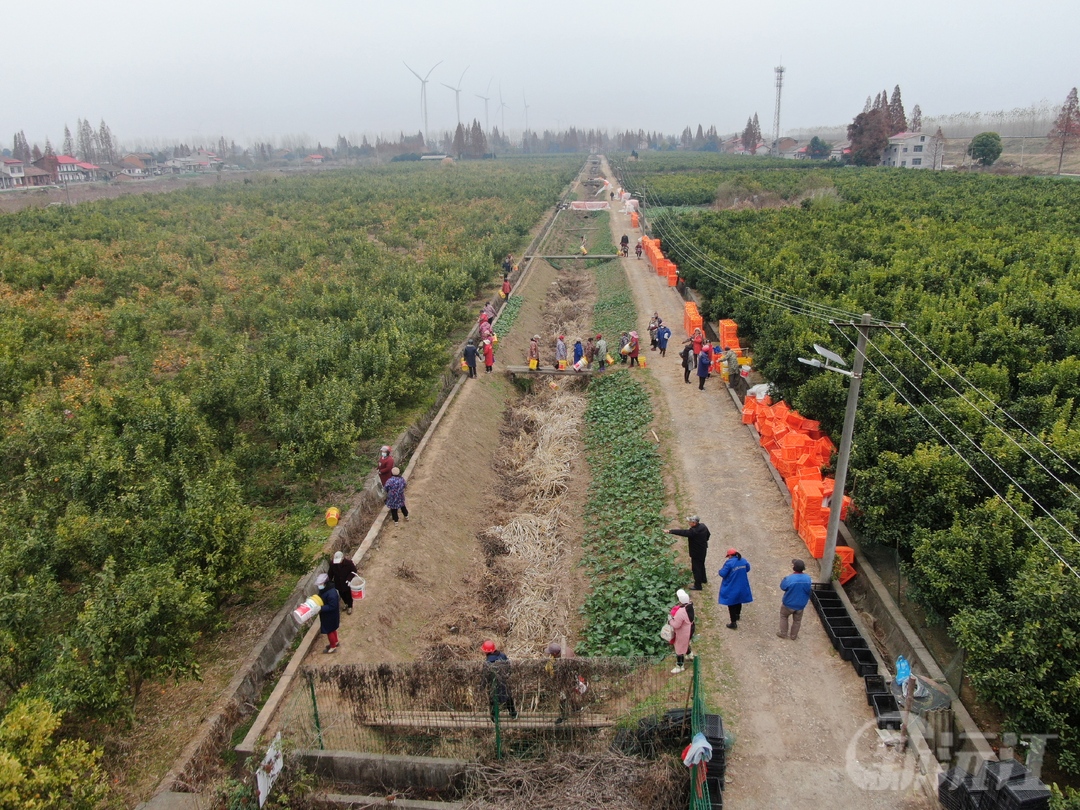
[333,551,344,564]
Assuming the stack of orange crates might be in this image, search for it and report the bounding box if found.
[683,302,703,337]
[718,319,744,357]
[630,211,639,229]
[745,398,854,571]
[639,236,679,286]
[836,546,857,584]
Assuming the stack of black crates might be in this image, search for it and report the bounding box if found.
[702,712,726,809]
[938,760,1050,810]
[810,583,899,728]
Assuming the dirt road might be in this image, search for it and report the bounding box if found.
[600,159,933,809]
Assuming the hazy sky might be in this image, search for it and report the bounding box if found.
[5,0,1077,149]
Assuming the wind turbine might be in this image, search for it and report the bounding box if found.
[498,85,508,137]
[403,60,442,147]
[474,77,493,133]
[442,66,469,130]
[523,92,530,134]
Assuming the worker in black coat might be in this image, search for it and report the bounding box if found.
[666,515,711,591]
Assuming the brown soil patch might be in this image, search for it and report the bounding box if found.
[301,256,595,673]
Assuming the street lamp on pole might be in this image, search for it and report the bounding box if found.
[799,313,872,584]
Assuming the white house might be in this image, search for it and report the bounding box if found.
[882,131,941,169]
[0,158,25,188]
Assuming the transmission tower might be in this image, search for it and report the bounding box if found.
[772,64,785,155]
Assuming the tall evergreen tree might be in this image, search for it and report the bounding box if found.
[863,96,873,114]
[77,118,97,163]
[44,138,54,157]
[889,85,907,134]
[13,131,31,163]
[752,113,762,146]
[98,120,116,164]
[910,104,923,132]
[452,123,466,157]
[62,125,75,157]
[741,117,755,152]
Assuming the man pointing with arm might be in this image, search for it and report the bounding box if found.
[666,515,710,591]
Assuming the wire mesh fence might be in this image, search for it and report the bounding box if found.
[275,657,695,759]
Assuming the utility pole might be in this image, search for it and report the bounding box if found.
[819,313,871,584]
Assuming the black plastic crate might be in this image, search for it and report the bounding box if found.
[872,692,901,729]
[812,592,842,608]
[864,674,887,705]
[839,635,868,661]
[852,647,879,676]
[824,615,855,630]
[703,713,726,752]
[819,607,850,621]
[811,582,835,592]
[961,785,987,810]
[997,778,1050,810]
[983,759,1031,792]
[826,625,861,647]
[938,767,972,810]
[705,775,724,809]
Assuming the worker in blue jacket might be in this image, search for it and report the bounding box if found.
[717,548,752,629]
[778,558,813,640]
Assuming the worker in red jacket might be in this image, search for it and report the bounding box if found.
[378,445,395,488]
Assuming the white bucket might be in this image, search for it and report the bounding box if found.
[292,594,324,623]
[350,577,366,601]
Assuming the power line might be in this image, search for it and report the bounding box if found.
[613,156,1080,576]
[896,326,1080,489]
[833,325,1080,577]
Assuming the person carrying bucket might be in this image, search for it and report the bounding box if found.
[329,551,360,615]
[316,573,341,653]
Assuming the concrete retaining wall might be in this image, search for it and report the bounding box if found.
[297,751,469,795]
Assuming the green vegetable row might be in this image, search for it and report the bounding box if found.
[578,264,685,657]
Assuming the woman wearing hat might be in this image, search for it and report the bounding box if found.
[483,338,494,373]
[378,445,395,488]
[384,466,409,523]
[528,335,541,369]
[718,548,753,629]
[329,550,359,615]
[627,331,641,367]
[482,640,517,720]
[668,589,695,673]
[316,573,341,653]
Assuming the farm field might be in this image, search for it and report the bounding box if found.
[0,156,581,801]
[615,151,1080,783]
[242,157,935,810]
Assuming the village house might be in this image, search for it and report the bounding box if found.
[32,154,98,184]
[882,131,941,169]
[0,157,25,189]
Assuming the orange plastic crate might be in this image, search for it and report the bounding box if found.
[802,526,827,558]
[836,546,855,565]
[839,561,857,585]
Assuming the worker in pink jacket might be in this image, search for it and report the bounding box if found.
[668,589,695,674]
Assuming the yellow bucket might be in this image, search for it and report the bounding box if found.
[325,507,340,527]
